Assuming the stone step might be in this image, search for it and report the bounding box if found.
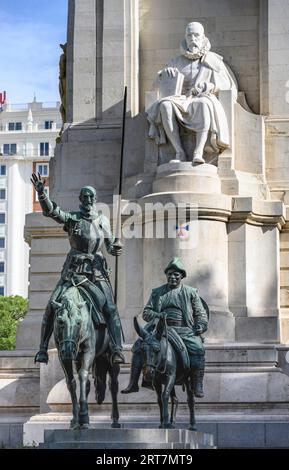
[40,442,196,449]
[41,428,214,449]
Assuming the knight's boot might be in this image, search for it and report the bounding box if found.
[34,308,54,364]
[192,368,205,398]
[106,311,125,364]
[121,350,142,394]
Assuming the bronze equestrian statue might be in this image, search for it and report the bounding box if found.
[31,172,125,366]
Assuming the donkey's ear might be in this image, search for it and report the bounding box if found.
[134,317,147,339]
[155,316,165,341]
[51,300,62,310]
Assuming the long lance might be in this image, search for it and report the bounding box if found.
[113,86,127,341]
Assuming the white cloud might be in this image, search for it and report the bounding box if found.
[0,17,65,103]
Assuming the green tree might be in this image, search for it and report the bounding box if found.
[0,296,28,350]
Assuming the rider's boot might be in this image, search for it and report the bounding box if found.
[34,307,54,364]
[105,309,125,364]
[121,351,142,393]
[192,367,205,398]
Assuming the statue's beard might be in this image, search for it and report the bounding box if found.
[187,42,203,54]
[79,203,96,217]
[180,37,211,60]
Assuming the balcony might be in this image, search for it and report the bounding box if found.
[0,149,54,159]
[0,123,62,132]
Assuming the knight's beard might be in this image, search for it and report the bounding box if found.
[80,203,96,216]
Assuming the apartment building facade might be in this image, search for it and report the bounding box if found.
[0,98,61,297]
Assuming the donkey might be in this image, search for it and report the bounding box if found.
[134,316,197,430]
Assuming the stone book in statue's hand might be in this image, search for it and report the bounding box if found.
[157,69,184,99]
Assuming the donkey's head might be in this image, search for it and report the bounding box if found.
[134,316,165,382]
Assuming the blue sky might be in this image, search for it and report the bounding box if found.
[0,0,68,104]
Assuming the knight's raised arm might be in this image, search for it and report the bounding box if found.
[30,172,69,224]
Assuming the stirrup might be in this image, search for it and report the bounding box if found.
[111,350,125,365]
[34,350,49,364]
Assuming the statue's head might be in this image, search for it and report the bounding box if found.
[79,186,97,214]
[185,22,209,55]
[164,257,186,289]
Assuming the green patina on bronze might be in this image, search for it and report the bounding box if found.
[122,257,209,430]
[30,172,123,429]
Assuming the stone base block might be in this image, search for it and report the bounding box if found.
[153,162,221,194]
[39,427,214,449]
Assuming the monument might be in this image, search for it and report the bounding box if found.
[1,0,289,449]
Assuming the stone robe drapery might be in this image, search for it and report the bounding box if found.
[147,49,238,153]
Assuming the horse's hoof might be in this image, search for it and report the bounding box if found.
[164,423,175,429]
[188,425,197,431]
[159,424,165,429]
[79,423,90,430]
[111,422,121,429]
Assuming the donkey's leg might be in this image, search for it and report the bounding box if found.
[161,374,176,429]
[154,381,163,428]
[170,387,178,426]
[108,361,121,428]
[61,359,79,429]
[185,377,196,431]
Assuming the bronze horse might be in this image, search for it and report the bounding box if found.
[134,316,198,430]
[53,285,120,429]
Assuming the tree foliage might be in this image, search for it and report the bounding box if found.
[0,296,28,350]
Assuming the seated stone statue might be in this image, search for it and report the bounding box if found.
[147,22,238,165]
[122,257,208,397]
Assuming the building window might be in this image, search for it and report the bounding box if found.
[8,122,22,131]
[0,189,6,200]
[40,142,49,156]
[3,144,17,155]
[44,121,53,129]
[0,213,5,224]
[0,262,4,273]
[0,286,4,296]
[0,238,5,249]
[0,166,6,176]
[36,163,49,177]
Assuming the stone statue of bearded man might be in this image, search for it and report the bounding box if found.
[147,22,238,165]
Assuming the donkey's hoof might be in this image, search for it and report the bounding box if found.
[188,424,197,431]
[70,421,79,430]
[111,422,121,429]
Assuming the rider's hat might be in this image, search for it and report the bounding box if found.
[164,257,187,278]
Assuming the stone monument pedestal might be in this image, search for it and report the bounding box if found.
[38,428,214,449]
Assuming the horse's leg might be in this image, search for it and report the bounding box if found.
[161,373,176,429]
[185,376,196,431]
[108,361,121,428]
[154,380,163,429]
[170,386,178,426]
[77,348,94,429]
[61,358,79,429]
[94,354,109,404]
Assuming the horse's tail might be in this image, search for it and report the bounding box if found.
[93,354,109,405]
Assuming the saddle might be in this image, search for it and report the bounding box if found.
[166,328,190,371]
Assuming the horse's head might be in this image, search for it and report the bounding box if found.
[134,317,165,382]
[52,298,86,361]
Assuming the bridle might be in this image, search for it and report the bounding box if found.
[142,316,169,375]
